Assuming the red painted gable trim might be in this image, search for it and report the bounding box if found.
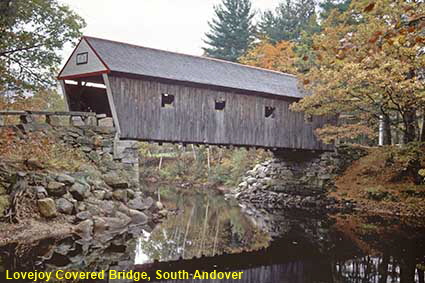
[58,70,110,80]
[57,37,111,80]
[57,37,84,79]
[83,36,111,72]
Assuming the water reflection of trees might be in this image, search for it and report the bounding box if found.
[333,255,425,283]
[137,187,270,263]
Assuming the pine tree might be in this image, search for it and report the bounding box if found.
[258,0,318,43]
[319,0,352,22]
[203,0,255,62]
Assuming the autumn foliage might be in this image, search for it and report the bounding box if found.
[291,0,425,144]
[239,40,297,75]
[0,128,86,171]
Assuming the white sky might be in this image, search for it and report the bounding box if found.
[60,0,282,63]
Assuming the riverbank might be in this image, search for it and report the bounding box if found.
[0,122,166,249]
[332,144,425,217]
[232,144,425,219]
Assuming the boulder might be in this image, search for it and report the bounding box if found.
[112,190,127,202]
[76,136,91,146]
[128,197,153,211]
[247,177,257,185]
[98,117,114,128]
[56,173,75,184]
[154,201,164,211]
[80,146,92,153]
[239,181,248,188]
[103,172,129,189]
[55,198,74,215]
[93,190,106,200]
[69,183,89,201]
[46,181,66,196]
[127,189,135,199]
[46,115,61,126]
[75,219,93,240]
[128,209,148,225]
[76,211,92,221]
[93,216,108,234]
[71,116,85,127]
[33,186,48,199]
[88,151,101,163]
[104,191,113,200]
[38,198,57,218]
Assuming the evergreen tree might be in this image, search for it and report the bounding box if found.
[319,0,352,22]
[203,0,255,62]
[258,0,319,43]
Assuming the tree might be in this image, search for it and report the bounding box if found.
[291,0,425,144]
[318,0,352,22]
[0,0,85,96]
[203,0,255,62]
[239,40,297,74]
[258,0,319,43]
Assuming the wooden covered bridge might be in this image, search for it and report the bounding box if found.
[58,36,333,151]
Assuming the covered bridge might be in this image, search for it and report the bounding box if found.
[58,36,333,151]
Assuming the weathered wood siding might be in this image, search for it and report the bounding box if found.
[108,75,333,151]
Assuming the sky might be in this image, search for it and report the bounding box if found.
[60,0,282,62]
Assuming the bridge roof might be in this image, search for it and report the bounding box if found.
[63,36,304,99]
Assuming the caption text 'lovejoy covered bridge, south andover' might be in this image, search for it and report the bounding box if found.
[57,36,333,151]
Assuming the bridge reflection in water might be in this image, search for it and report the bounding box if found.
[133,186,425,283]
[1,186,424,283]
[138,252,425,283]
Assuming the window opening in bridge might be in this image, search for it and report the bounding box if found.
[161,93,175,108]
[76,52,88,65]
[265,106,276,118]
[215,99,226,111]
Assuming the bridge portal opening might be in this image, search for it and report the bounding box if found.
[62,75,112,117]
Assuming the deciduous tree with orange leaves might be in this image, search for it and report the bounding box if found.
[239,40,297,74]
[291,0,425,144]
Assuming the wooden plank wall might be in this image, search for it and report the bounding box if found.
[108,76,333,151]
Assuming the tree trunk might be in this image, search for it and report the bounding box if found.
[400,256,416,283]
[378,254,389,283]
[379,114,392,145]
[403,108,417,143]
[420,108,425,142]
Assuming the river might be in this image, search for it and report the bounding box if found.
[1,185,425,282]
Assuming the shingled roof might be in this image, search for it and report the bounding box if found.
[71,36,303,99]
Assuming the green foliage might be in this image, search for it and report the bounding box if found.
[203,0,256,62]
[258,0,319,43]
[318,0,352,22]
[139,143,270,187]
[0,0,85,94]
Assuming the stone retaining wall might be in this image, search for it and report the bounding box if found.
[232,145,368,214]
[0,111,139,189]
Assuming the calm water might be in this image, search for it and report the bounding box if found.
[1,186,425,283]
